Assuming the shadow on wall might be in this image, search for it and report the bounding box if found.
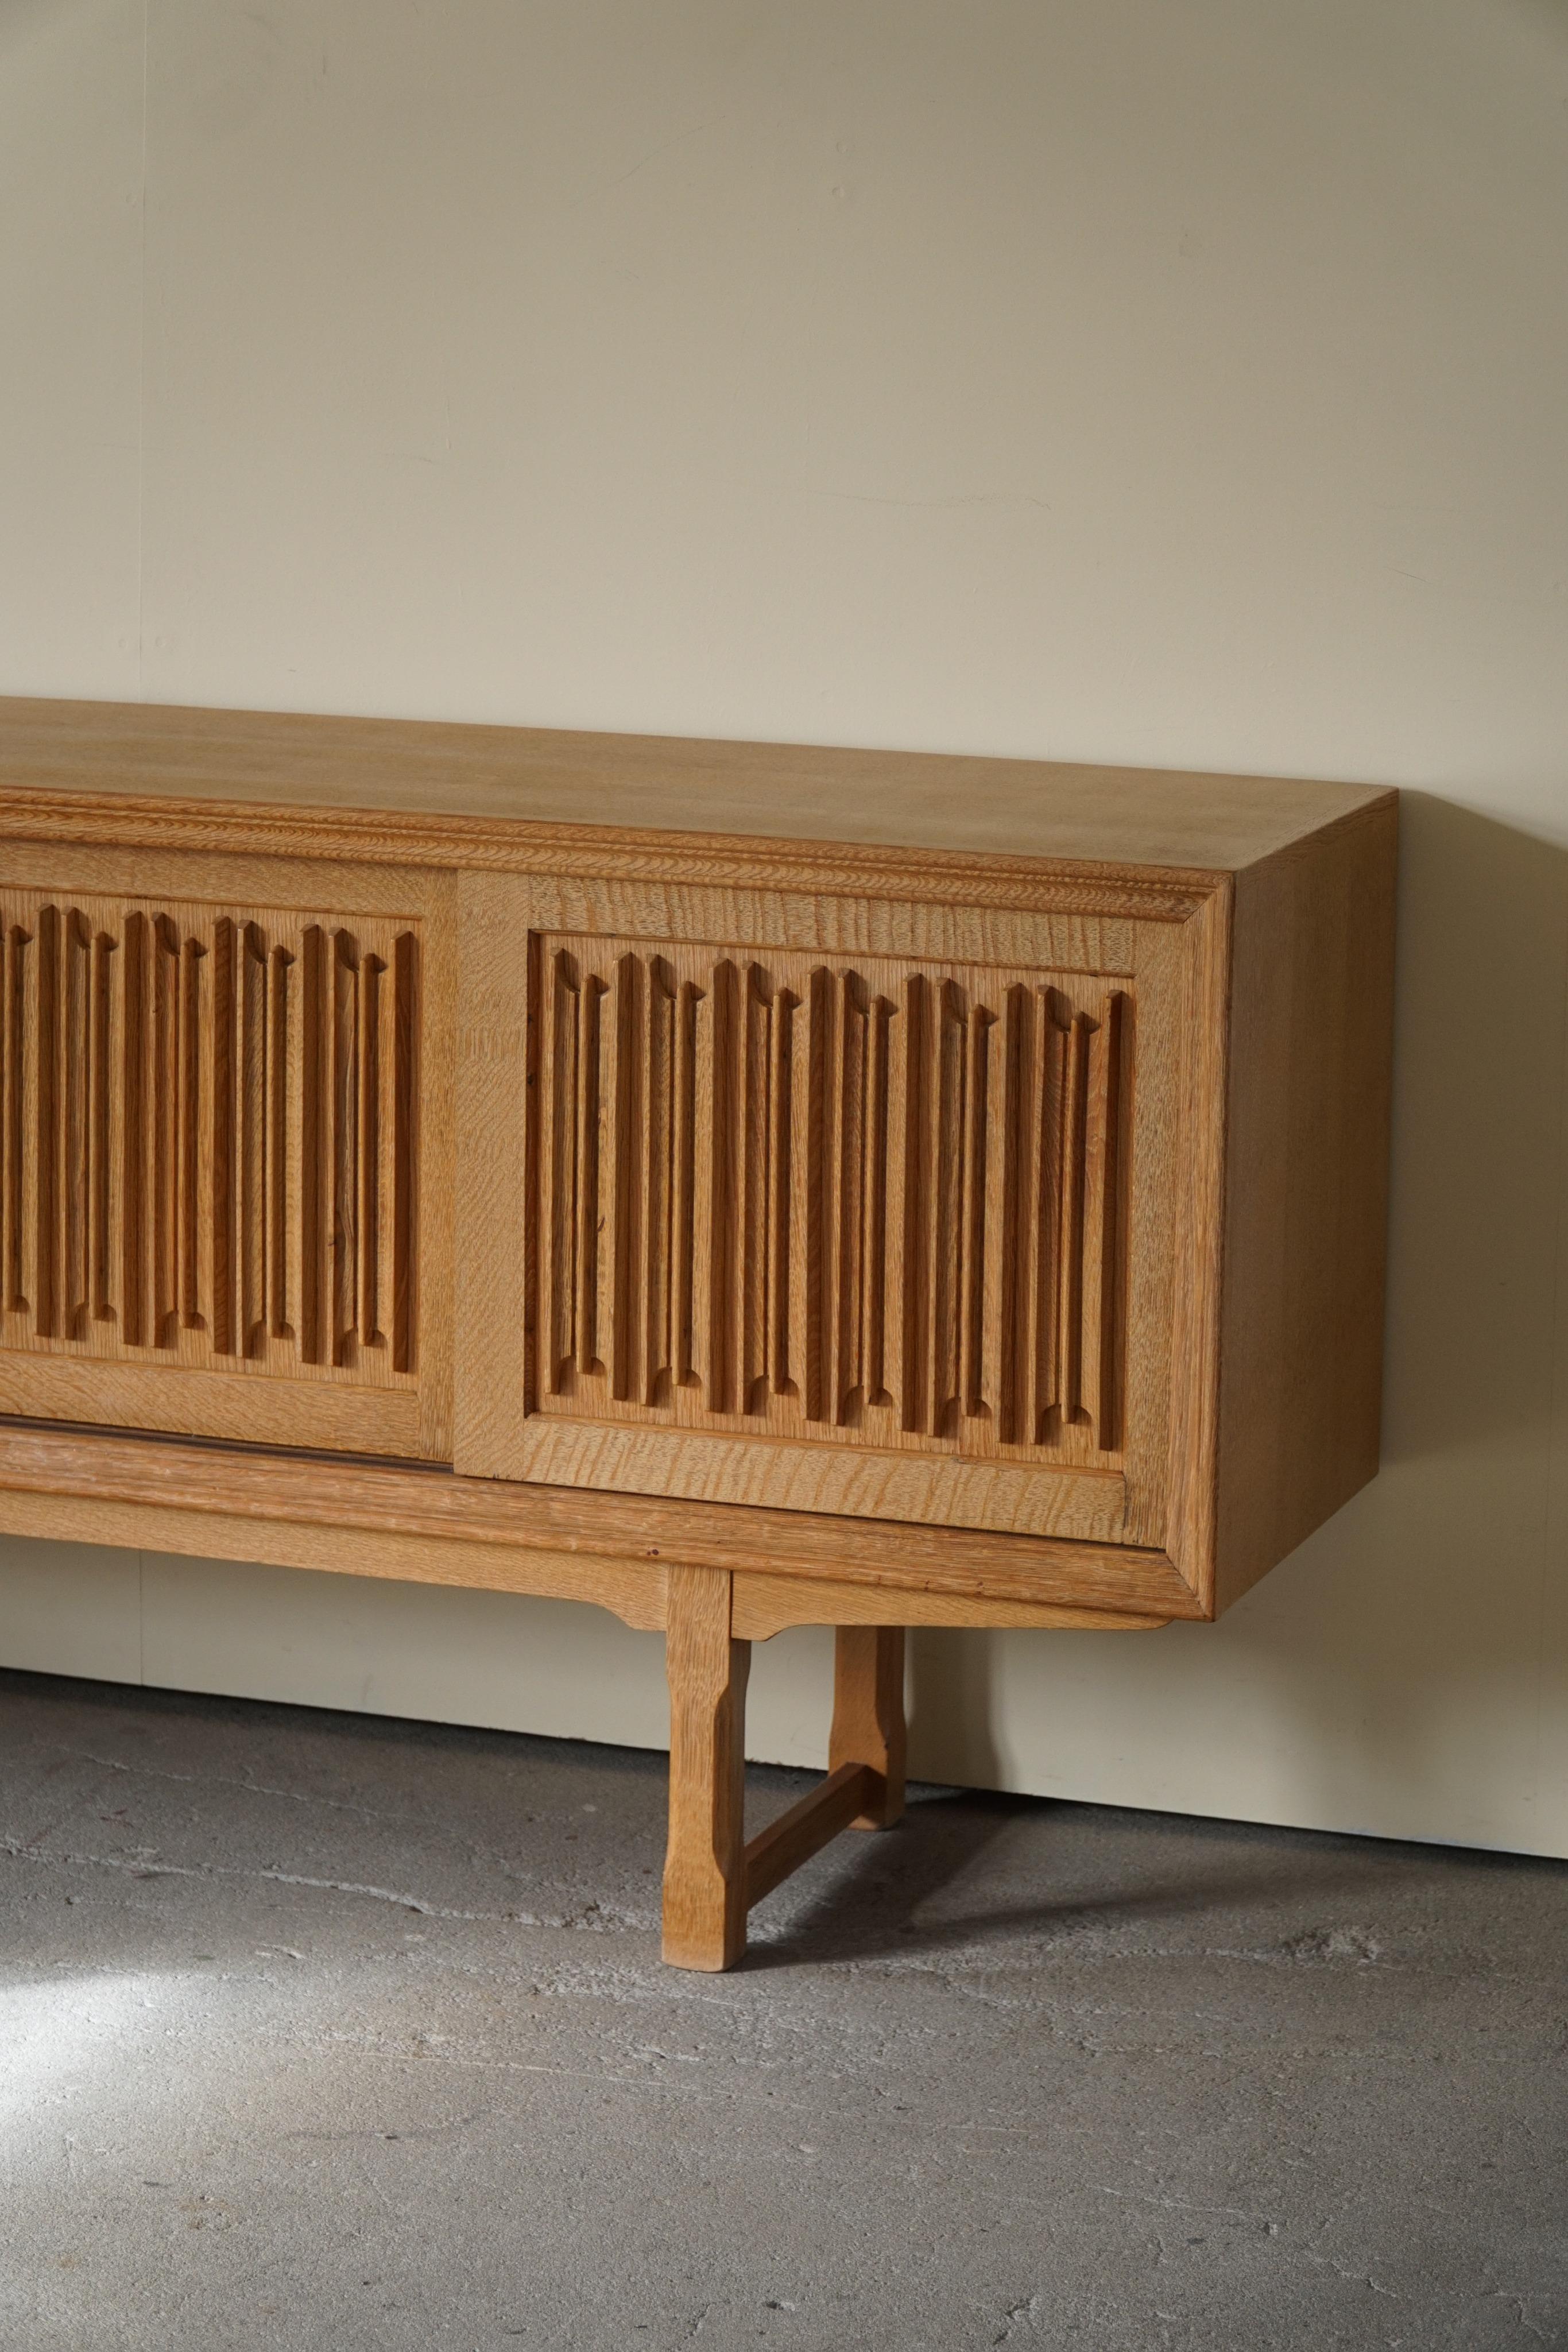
[907,1623,1005,1792]
[905,794,1568,1843]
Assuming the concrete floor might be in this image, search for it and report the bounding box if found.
[1,1669,1564,2351]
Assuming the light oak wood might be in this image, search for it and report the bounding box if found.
[0,697,1398,1970]
[0,846,457,1461]
[512,1424,1127,1542]
[531,941,1130,1453]
[0,1357,423,1453]
[1213,799,1399,1606]
[744,1762,875,1909]
[669,1594,911,1960]
[728,1574,1167,1638]
[451,873,532,1475]
[459,877,1187,1556]
[0,1465,1164,1640]
[0,696,1388,873]
[661,1565,750,1971]
[0,883,423,1429]
[0,1418,1198,1616]
[829,1626,907,1829]
[1161,881,1231,1606]
[0,1486,671,1630]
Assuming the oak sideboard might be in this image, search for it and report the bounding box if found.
[0,697,1396,1968]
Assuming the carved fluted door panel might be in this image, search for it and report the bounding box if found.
[455,874,1186,1548]
[0,849,455,1459]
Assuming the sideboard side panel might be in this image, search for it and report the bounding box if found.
[1212,795,1399,1610]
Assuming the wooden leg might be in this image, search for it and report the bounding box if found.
[661,1599,907,1970]
[828,1625,907,1829]
[661,1564,751,1971]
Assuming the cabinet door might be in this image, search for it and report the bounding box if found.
[455,871,1191,1548]
[0,842,454,1459]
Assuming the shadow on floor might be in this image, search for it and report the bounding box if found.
[741,1777,1551,1970]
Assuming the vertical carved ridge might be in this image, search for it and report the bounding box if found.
[0,893,417,1389]
[610,951,645,1403]
[958,1001,991,1421]
[880,987,906,1425]
[358,951,382,1351]
[179,935,208,1333]
[804,965,833,1426]
[3,923,32,1313]
[672,977,700,1392]
[331,930,359,1367]
[150,916,177,1347]
[120,912,148,1345]
[574,970,602,1378]
[690,977,714,1406]
[528,936,1129,1461]
[1033,989,1067,1435]
[370,947,394,1358]
[63,910,91,1340]
[931,980,967,1440]
[833,970,866,1426]
[705,960,739,1415]
[996,985,1035,1445]
[90,926,117,1326]
[899,972,928,1436]
[269,943,295,1344]
[593,962,620,1392]
[741,965,772,1417]
[784,978,810,1410]
[862,992,892,1411]
[643,957,675,1406]
[391,927,419,1376]
[211,918,238,1356]
[1056,1008,1091,1422]
[542,947,579,1391]
[299,924,326,1364]
[236,925,266,1356]
[34,905,61,1339]
[1081,991,1126,1448]
[768,986,797,1401]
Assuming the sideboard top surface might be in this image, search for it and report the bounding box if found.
[0,697,1392,876]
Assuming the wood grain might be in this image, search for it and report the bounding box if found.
[744,1762,874,1908]
[0,1483,671,1630]
[0,699,1397,1633]
[0,694,1389,876]
[1161,880,1232,1604]
[498,875,1140,971]
[661,1565,750,1971]
[729,1575,1168,1638]
[452,885,1187,1558]
[0,1357,423,1453]
[0,1418,1202,1616]
[505,934,1143,1539]
[0,1478,1168,1637]
[0,699,1403,1979]
[0,869,452,1459]
[451,874,532,1473]
[0,884,419,1371]
[828,1626,907,1828]
[1212,798,1399,1606]
[512,1422,1126,1541]
[531,943,1130,1456]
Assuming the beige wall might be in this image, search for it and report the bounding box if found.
[4,0,1567,1855]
